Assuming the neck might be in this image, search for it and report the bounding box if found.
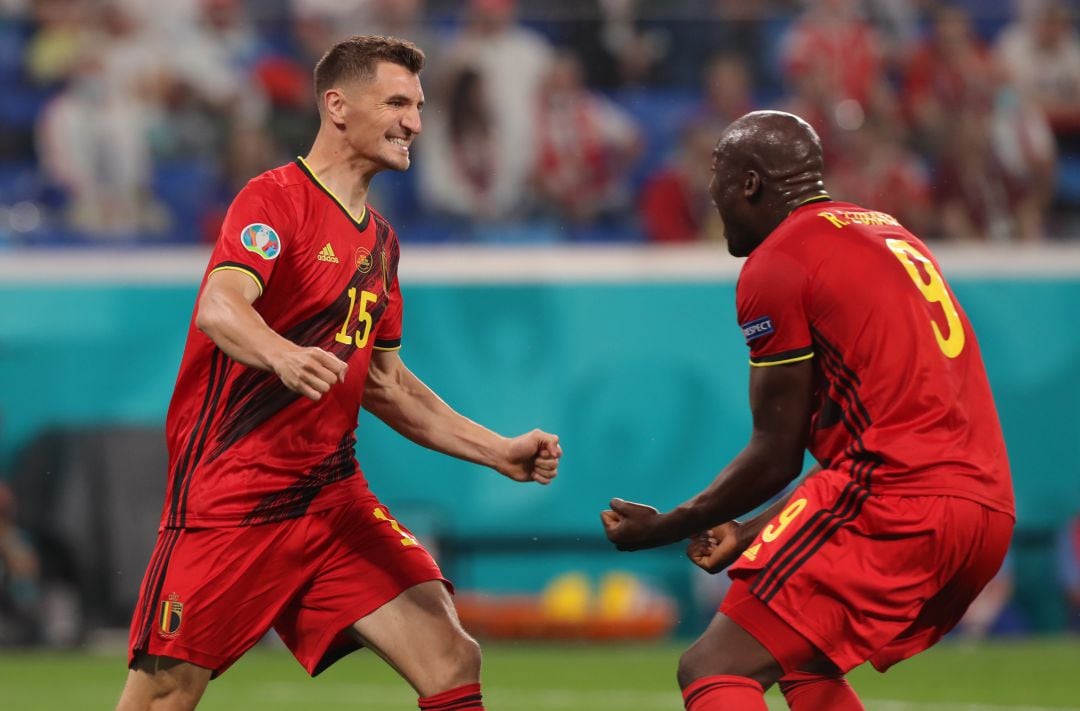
[779,181,830,216]
[302,129,378,219]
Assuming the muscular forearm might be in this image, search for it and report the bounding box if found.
[651,442,804,548]
[731,463,822,547]
[196,287,295,371]
[363,362,506,467]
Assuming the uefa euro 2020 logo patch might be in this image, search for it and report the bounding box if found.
[240,223,281,260]
[741,316,775,343]
[159,592,184,638]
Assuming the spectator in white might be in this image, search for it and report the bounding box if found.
[37,50,163,237]
[438,0,554,220]
[416,65,501,221]
[532,51,642,225]
[996,0,1080,140]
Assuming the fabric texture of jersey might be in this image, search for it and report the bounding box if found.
[724,468,1013,673]
[162,159,404,529]
[129,495,447,677]
[735,200,1013,515]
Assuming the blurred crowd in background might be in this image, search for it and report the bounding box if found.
[2,0,1080,245]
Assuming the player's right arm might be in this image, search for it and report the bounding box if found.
[195,270,347,401]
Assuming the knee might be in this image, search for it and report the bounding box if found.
[430,629,482,689]
[451,632,482,680]
[677,643,710,690]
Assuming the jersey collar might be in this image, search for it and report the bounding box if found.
[295,156,371,231]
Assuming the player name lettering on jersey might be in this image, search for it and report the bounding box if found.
[818,209,900,229]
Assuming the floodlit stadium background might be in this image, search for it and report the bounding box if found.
[1,1,1078,709]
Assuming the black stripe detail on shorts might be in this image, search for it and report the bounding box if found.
[134,528,182,651]
[755,456,879,602]
[750,475,870,602]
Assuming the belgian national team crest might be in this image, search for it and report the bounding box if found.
[240,223,281,260]
[159,593,184,637]
[355,246,373,274]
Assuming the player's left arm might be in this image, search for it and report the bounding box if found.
[363,349,561,484]
[602,358,813,551]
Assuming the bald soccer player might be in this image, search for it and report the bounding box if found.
[601,111,1013,710]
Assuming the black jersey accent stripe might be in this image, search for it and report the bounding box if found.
[134,528,181,650]
[810,327,871,427]
[210,261,265,293]
[750,345,814,365]
[176,351,233,528]
[750,477,871,602]
[167,349,228,528]
[203,221,397,464]
[373,337,401,350]
[240,432,358,525]
[814,344,868,442]
[294,157,371,232]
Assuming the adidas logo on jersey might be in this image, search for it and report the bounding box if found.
[317,243,340,263]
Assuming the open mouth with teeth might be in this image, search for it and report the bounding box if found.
[388,137,410,150]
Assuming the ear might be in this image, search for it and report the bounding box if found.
[323,88,347,128]
[743,170,761,199]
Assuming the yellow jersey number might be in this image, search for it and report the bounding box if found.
[335,287,378,348]
[373,507,418,547]
[742,497,808,562]
[885,239,965,359]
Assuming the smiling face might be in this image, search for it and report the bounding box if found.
[324,60,424,174]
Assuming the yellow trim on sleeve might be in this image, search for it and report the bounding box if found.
[749,352,815,367]
[208,265,264,296]
[372,344,402,352]
[297,156,367,225]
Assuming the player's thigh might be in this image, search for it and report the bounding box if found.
[724,470,983,673]
[116,654,211,711]
[869,504,1013,671]
[349,580,480,696]
[274,496,452,680]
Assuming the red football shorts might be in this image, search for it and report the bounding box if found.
[722,467,1013,673]
[128,493,448,677]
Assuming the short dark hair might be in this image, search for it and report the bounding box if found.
[313,35,425,105]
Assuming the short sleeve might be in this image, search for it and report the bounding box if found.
[373,239,402,351]
[207,180,293,296]
[735,251,814,367]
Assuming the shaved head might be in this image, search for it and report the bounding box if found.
[709,111,829,257]
[716,111,824,186]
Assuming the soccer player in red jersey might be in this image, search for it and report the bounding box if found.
[601,111,1013,710]
[116,36,561,711]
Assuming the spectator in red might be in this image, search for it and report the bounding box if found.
[639,123,720,244]
[903,4,999,154]
[532,51,642,225]
[780,0,888,115]
[828,117,934,239]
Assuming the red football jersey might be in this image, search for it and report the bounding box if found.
[161,159,403,529]
[736,199,1013,516]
